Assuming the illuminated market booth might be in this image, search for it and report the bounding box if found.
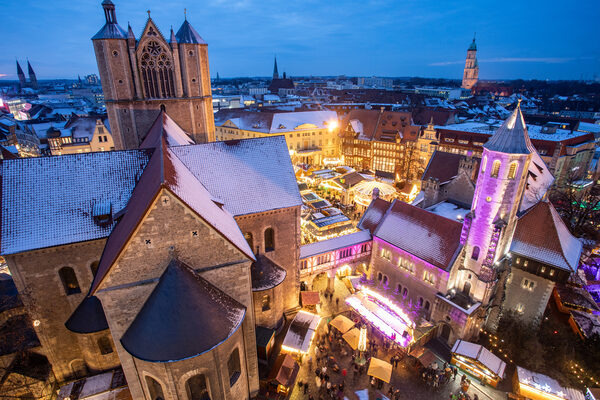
[266,353,299,397]
[345,287,414,348]
[585,388,600,400]
[514,366,585,400]
[451,340,506,388]
[350,180,397,209]
[281,311,321,357]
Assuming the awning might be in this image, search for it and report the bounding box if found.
[329,314,355,334]
[342,327,360,350]
[367,357,393,383]
[301,291,321,306]
[409,347,437,368]
[282,311,321,354]
[452,340,506,378]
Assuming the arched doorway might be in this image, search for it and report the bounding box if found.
[462,281,471,296]
[439,323,452,344]
[311,272,330,292]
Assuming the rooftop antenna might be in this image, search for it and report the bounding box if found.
[147,10,151,18]
[184,8,187,21]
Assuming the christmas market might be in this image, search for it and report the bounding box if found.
[451,340,506,388]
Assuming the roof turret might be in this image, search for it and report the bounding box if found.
[483,102,533,154]
[92,0,127,40]
[468,34,477,51]
[175,19,206,44]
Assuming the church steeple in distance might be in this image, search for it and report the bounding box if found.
[273,56,279,80]
[16,60,26,87]
[462,33,479,90]
[27,60,38,89]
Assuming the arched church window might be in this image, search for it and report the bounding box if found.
[227,348,241,386]
[139,40,176,99]
[508,162,518,180]
[59,267,81,296]
[491,160,501,178]
[264,228,275,252]
[481,155,487,173]
[186,374,210,400]
[244,232,253,252]
[471,246,480,261]
[145,376,165,400]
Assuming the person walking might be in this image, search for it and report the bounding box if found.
[452,367,458,381]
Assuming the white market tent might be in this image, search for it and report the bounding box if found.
[350,180,396,207]
[281,311,321,355]
[451,340,506,378]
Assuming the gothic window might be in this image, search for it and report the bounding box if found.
[146,376,165,400]
[382,275,388,285]
[402,287,408,297]
[424,300,431,311]
[508,161,518,180]
[471,246,480,261]
[59,267,81,296]
[227,348,241,386]
[491,160,501,178]
[264,228,275,252]
[377,272,382,282]
[139,40,176,99]
[97,336,113,355]
[481,155,487,173]
[186,374,210,400]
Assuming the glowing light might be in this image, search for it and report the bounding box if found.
[33,320,40,327]
[358,325,368,352]
[327,120,339,133]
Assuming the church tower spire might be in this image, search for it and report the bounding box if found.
[462,34,479,90]
[27,60,38,89]
[16,60,26,88]
[273,56,279,80]
[451,103,533,305]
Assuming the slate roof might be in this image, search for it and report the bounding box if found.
[92,23,127,40]
[251,254,287,292]
[120,258,245,362]
[483,105,533,154]
[510,201,582,272]
[171,137,302,216]
[1,150,152,255]
[90,137,254,294]
[175,20,206,44]
[422,151,479,184]
[341,109,418,142]
[373,200,463,271]
[139,111,194,148]
[357,198,391,233]
[65,296,109,334]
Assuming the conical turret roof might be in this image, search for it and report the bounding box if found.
[175,20,206,44]
[483,103,533,154]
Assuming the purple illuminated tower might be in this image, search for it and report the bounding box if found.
[450,103,534,304]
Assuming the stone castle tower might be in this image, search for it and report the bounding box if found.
[451,103,533,304]
[92,0,215,149]
[461,35,479,90]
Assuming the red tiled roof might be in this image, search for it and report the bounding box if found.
[373,200,463,271]
[358,197,391,233]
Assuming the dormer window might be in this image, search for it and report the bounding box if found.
[93,201,112,226]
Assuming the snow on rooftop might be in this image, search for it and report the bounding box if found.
[171,136,302,216]
[300,230,372,259]
[426,201,470,222]
[1,150,151,255]
[440,121,591,142]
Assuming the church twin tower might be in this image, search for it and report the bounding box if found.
[92,0,215,149]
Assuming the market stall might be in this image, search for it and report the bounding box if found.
[329,314,355,334]
[514,366,585,400]
[451,340,506,388]
[409,346,438,369]
[281,311,321,356]
[266,353,300,397]
[342,327,360,350]
[350,180,397,207]
[367,357,393,383]
[300,291,320,312]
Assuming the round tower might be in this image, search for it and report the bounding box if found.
[452,103,534,303]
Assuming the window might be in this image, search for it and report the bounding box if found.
[244,232,253,253]
[139,39,176,99]
[146,376,165,400]
[471,246,480,261]
[59,267,81,295]
[423,271,435,285]
[90,261,99,276]
[377,272,383,282]
[491,160,501,178]
[515,303,525,314]
[380,248,391,261]
[508,162,518,180]
[262,294,271,311]
[397,284,402,294]
[424,300,431,311]
[417,297,423,307]
[227,349,241,386]
[481,155,487,173]
[402,287,408,297]
[521,278,536,291]
[549,269,555,276]
[264,228,275,252]
[97,337,113,355]
[186,374,210,400]
[524,260,528,267]
[382,275,388,285]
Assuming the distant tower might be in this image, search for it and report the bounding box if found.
[27,60,38,89]
[16,60,26,88]
[92,0,215,149]
[451,103,533,304]
[461,34,479,90]
[273,56,279,79]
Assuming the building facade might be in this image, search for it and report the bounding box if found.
[47,116,115,155]
[92,0,215,149]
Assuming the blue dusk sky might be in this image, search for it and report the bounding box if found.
[0,0,598,80]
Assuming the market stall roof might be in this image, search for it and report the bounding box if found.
[516,366,585,400]
[282,311,321,354]
[410,347,438,368]
[329,314,355,334]
[452,340,506,378]
[367,357,393,383]
[267,353,299,387]
[351,180,396,197]
[342,327,360,350]
[300,291,321,306]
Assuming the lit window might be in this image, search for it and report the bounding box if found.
[523,260,528,267]
[481,155,487,173]
[262,294,271,311]
[491,160,501,178]
[549,269,555,276]
[471,246,480,261]
[508,162,518,179]
[515,303,525,314]
[423,271,435,285]
[59,267,81,296]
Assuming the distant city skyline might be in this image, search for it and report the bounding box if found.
[0,0,598,81]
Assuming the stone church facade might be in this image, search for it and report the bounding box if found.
[93,0,215,149]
